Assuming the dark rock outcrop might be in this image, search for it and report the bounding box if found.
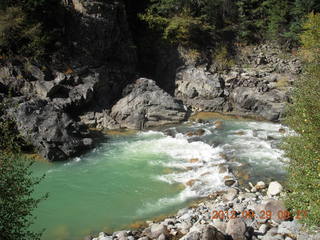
[111,78,188,129]
[12,99,93,161]
[0,0,137,161]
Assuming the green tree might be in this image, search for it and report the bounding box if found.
[0,7,47,58]
[0,0,66,59]
[0,102,47,240]
[284,12,320,226]
[265,0,291,42]
[140,0,236,48]
[236,0,267,43]
[0,153,47,240]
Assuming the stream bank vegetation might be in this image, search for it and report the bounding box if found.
[283,12,320,227]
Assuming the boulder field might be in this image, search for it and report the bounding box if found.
[87,181,320,240]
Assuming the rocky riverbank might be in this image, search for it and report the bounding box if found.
[0,0,302,162]
[87,181,319,240]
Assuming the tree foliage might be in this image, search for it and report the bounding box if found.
[0,153,47,240]
[140,0,236,48]
[0,0,66,59]
[0,102,47,240]
[283,12,320,226]
[141,0,320,48]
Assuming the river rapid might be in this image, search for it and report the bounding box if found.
[32,114,289,240]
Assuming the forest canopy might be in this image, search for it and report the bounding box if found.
[140,0,320,48]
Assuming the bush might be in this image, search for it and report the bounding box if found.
[283,12,320,227]
[212,45,235,71]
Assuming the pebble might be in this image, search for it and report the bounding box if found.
[267,181,283,197]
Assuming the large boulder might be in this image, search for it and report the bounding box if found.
[111,78,188,129]
[12,99,93,161]
[175,66,227,111]
[230,87,287,121]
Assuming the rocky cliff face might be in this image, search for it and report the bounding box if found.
[0,0,137,161]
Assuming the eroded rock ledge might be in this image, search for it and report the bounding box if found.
[174,45,301,121]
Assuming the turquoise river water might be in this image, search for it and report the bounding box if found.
[32,116,289,240]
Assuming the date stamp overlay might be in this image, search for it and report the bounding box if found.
[211,209,308,220]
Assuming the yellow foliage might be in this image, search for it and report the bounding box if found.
[299,12,320,62]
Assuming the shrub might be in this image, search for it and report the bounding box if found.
[212,45,235,71]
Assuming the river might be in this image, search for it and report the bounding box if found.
[32,114,288,240]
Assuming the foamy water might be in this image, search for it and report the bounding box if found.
[32,118,289,240]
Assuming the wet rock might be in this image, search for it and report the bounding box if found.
[234,131,246,136]
[226,218,246,240]
[164,129,176,137]
[186,179,198,187]
[214,121,223,129]
[195,129,206,136]
[279,128,286,134]
[224,176,237,187]
[189,158,200,163]
[186,129,206,137]
[267,181,283,197]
